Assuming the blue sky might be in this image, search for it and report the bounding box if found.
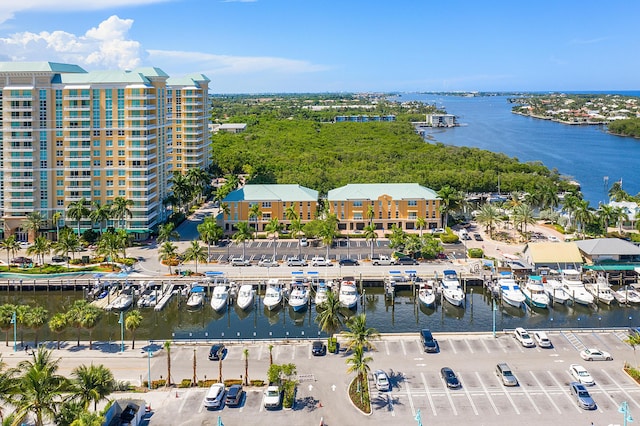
[0,0,638,93]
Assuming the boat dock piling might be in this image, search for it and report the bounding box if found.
[154,284,176,311]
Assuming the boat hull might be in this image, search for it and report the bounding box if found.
[443,292,464,307]
[501,294,524,309]
[419,293,436,308]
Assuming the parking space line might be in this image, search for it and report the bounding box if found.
[257,345,263,361]
[464,340,475,354]
[449,340,457,355]
[457,373,478,415]
[404,373,416,417]
[547,371,582,413]
[442,380,459,416]
[401,340,407,356]
[179,389,192,413]
[420,372,437,417]
[561,331,586,352]
[415,340,423,353]
[385,341,390,356]
[475,372,500,415]
[291,345,296,360]
[518,381,541,415]
[600,369,640,409]
[480,338,491,354]
[529,371,562,414]
[594,374,622,412]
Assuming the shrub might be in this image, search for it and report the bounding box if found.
[224,379,243,387]
[197,379,219,387]
[327,337,337,353]
[112,380,132,391]
[151,379,166,389]
[440,233,460,244]
[179,379,192,388]
[250,379,265,387]
[282,380,296,408]
[468,248,484,258]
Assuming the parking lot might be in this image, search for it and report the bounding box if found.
[133,329,640,425]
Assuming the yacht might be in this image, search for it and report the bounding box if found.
[584,275,615,305]
[417,280,437,308]
[236,284,254,310]
[542,276,571,304]
[109,287,134,311]
[561,269,594,306]
[210,284,229,312]
[289,279,309,312]
[440,270,465,307]
[263,279,284,311]
[186,285,205,309]
[314,280,329,307]
[498,272,526,308]
[338,277,358,309]
[521,276,550,309]
[613,285,640,305]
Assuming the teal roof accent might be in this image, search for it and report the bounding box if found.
[167,73,210,87]
[0,61,86,73]
[132,67,170,78]
[327,183,439,200]
[223,184,318,203]
[60,70,152,84]
[583,264,640,271]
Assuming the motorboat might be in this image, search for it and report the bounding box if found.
[109,287,134,311]
[584,275,615,305]
[338,277,358,309]
[289,279,309,312]
[210,284,229,312]
[561,269,594,306]
[186,285,205,309]
[263,279,284,311]
[440,270,465,307]
[417,280,437,308]
[498,272,526,308]
[542,276,571,305]
[521,276,550,309]
[236,284,254,310]
[315,280,329,307]
[613,285,640,305]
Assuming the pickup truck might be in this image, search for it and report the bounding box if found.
[371,255,397,266]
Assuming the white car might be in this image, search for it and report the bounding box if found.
[374,369,390,391]
[203,383,226,409]
[258,258,280,267]
[580,348,612,361]
[300,237,308,247]
[570,364,595,386]
[533,331,552,348]
[229,257,251,266]
[263,385,282,409]
[548,235,560,242]
[514,327,535,347]
[311,256,332,267]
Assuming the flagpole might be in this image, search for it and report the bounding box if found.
[11,312,16,352]
[119,311,125,352]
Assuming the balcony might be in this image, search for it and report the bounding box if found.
[64,145,91,151]
[63,95,90,101]
[6,196,34,202]
[65,196,91,202]
[4,146,34,153]
[125,143,157,152]
[125,104,155,111]
[5,176,33,182]
[126,134,156,142]
[129,154,157,162]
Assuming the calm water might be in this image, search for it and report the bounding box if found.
[395,93,640,205]
[2,287,637,342]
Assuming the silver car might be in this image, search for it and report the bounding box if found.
[570,382,596,410]
[496,363,518,387]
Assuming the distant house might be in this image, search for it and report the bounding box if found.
[212,123,247,134]
[609,201,640,229]
[426,113,456,127]
[522,242,583,273]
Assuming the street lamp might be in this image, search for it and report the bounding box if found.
[492,299,497,338]
[415,409,422,426]
[11,311,16,352]
[118,311,125,352]
[620,401,633,426]
[148,347,153,389]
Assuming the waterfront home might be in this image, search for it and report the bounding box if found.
[522,242,583,274]
[219,184,319,233]
[326,183,441,234]
[609,201,640,230]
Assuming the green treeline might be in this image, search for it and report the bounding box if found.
[210,96,569,196]
[608,118,640,138]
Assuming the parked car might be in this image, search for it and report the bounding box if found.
[208,343,225,361]
[580,348,612,361]
[263,386,282,409]
[441,367,461,389]
[286,257,307,267]
[496,363,518,387]
[374,369,390,391]
[11,257,32,265]
[569,382,596,410]
[311,256,332,267]
[396,257,418,265]
[225,384,244,407]
[19,241,31,249]
[569,364,595,386]
[229,257,251,266]
[432,228,445,234]
[420,329,439,353]
[473,233,483,241]
[338,258,359,266]
[300,237,308,247]
[51,255,70,263]
[258,258,280,267]
[311,340,327,356]
[533,331,552,348]
[203,383,226,409]
[514,327,535,347]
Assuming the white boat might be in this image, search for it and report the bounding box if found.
[440,270,465,307]
[236,284,254,310]
[289,279,309,312]
[498,272,526,308]
[561,269,594,306]
[186,285,205,309]
[338,277,358,309]
[613,285,640,304]
[109,287,134,311]
[263,279,284,311]
[210,284,229,312]
[584,275,615,305]
[521,276,550,309]
[315,280,329,307]
[417,280,437,308]
[542,277,571,304]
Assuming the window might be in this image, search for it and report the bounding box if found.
[93,150,100,157]
[93,130,100,136]
[106,150,113,156]
[118,160,125,166]
[353,201,363,207]
[57,200,64,206]
[106,160,113,166]
[408,200,417,206]
[56,150,62,157]
[40,161,47,168]
[93,160,100,166]
[117,150,124,156]
[262,201,271,208]
[56,160,63,167]
[93,170,101,176]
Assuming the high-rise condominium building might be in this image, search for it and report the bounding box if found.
[0,62,210,241]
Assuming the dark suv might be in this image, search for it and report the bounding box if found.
[420,329,439,353]
[311,340,327,356]
[208,343,225,361]
[397,257,418,265]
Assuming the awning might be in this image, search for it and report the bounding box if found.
[128,229,151,234]
[583,264,640,271]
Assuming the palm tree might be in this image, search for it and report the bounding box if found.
[157,222,180,244]
[362,224,377,260]
[80,306,101,351]
[561,192,582,230]
[344,314,380,352]
[625,333,640,367]
[159,242,178,275]
[268,344,274,365]
[164,340,172,387]
[11,347,69,426]
[0,236,20,272]
[416,217,427,237]
[318,214,338,259]
[288,218,304,256]
[67,198,90,237]
[285,205,298,223]
[437,185,461,228]
[71,364,114,411]
[96,231,121,270]
[219,202,230,233]
[186,167,209,203]
[70,411,104,426]
[24,211,45,242]
[111,197,134,230]
[608,180,628,202]
[66,300,90,347]
[89,202,111,236]
[125,310,143,350]
[169,172,193,213]
[26,236,51,270]
[366,204,375,227]
[55,228,81,268]
[48,313,68,350]
[232,222,253,259]
[51,211,62,242]
[315,291,345,338]
[243,348,249,386]
[248,203,262,239]
[346,345,372,405]
[182,241,207,273]
[511,203,536,235]
[24,305,48,347]
[574,199,595,237]
[475,203,502,239]
[0,304,17,346]
[197,217,224,262]
[115,229,130,259]
[264,218,283,259]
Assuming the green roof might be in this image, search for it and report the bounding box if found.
[0,61,86,73]
[583,264,640,271]
[223,184,318,202]
[327,183,439,200]
[60,70,153,84]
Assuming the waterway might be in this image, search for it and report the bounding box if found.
[2,287,637,342]
[395,92,640,206]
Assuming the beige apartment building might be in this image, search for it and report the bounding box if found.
[0,62,210,240]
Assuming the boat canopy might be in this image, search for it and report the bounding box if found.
[191,286,205,293]
[205,271,225,277]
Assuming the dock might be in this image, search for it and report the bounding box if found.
[154,283,177,311]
